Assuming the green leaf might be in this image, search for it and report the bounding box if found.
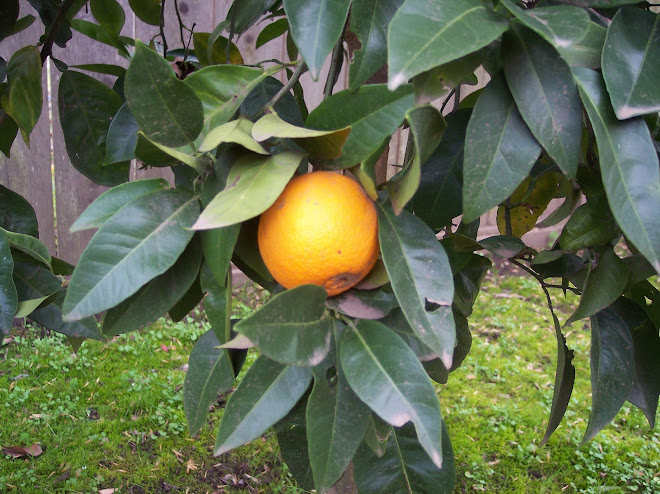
[90,0,125,35]
[306,84,414,170]
[193,151,304,230]
[199,263,230,343]
[6,15,36,41]
[104,103,139,166]
[377,203,456,369]
[413,109,470,231]
[71,179,169,232]
[128,0,161,26]
[567,249,628,326]
[241,76,304,127]
[503,27,582,177]
[500,1,590,53]
[282,0,351,80]
[137,132,211,172]
[478,235,530,260]
[350,138,389,201]
[340,320,444,468]
[326,287,398,320]
[70,19,128,57]
[453,254,492,318]
[307,351,370,493]
[0,184,38,237]
[233,218,277,290]
[186,65,269,130]
[12,260,60,303]
[29,289,104,341]
[0,100,18,157]
[556,20,606,70]
[58,70,129,186]
[215,356,312,455]
[274,394,315,491]
[553,0,641,7]
[0,231,17,334]
[0,227,51,268]
[387,105,446,215]
[354,422,455,494]
[413,51,484,105]
[192,32,243,66]
[0,0,19,42]
[235,285,332,366]
[349,0,403,90]
[199,117,267,155]
[4,46,41,143]
[387,0,508,90]
[612,298,660,429]
[574,67,660,273]
[256,18,289,48]
[63,190,199,321]
[101,237,202,336]
[227,0,278,35]
[583,308,634,443]
[72,64,127,77]
[462,73,541,223]
[125,42,203,147]
[537,176,581,228]
[184,329,235,436]
[602,7,660,119]
[541,310,576,445]
[168,272,203,322]
[252,111,351,161]
[558,198,619,251]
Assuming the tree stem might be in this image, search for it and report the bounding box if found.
[324,39,344,99]
[254,61,306,117]
[159,0,169,57]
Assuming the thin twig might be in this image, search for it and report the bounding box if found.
[510,259,559,319]
[324,39,344,99]
[159,0,168,57]
[545,284,582,295]
[440,88,457,114]
[174,0,188,60]
[253,61,306,118]
[452,84,461,114]
[40,0,77,65]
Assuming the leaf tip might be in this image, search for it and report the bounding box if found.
[388,73,407,92]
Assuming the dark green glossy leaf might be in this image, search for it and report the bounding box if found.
[168,271,203,322]
[378,203,455,369]
[462,73,541,223]
[0,0,19,42]
[556,20,606,69]
[537,177,581,228]
[90,0,125,35]
[200,263,230,344]
[354,422,455,494]
[306,84,414,170]
[553,0,642,8]
[137,132,211,172]
[252,111,351,161]
[0,184,38,237]
[125,42,203,147]
[349,0,403,90]
[378,308,436,362]
[235,285,332,366]
[533,252,583,280]
[227,0,278,35]
[71,179,169,232]
[387,105,446,215]
[12,260,60,303]
[0,231,17,334]
[199,117,267,155]
[629,280,660,329]
[354,259,389,291]
[541,310,575,445]
[58,70,129,186]
[29,289,104,341]
[241,76,304,126]
[350,138,389,201]
[340,320,444,468]
[73,64,126,77]
[70,19,128,57]
[413,51,483,105]
[567,249,628,325]
[326,287,398,320]
[362,414,392,458]
[184,329,235,436]
[574,68,660,273]
[274,394,315,491]
[7,15,36,40]
[503,26,581,177]
[602,7,660,119]
[0,98,18,157]
[307,353,370,493]
[215,356,312,455]
[233,217,276,290]
[412,109,470,231]
[192,32,243,66]
[424,312,472,384]
[583,308,634,443]
[128,0,161,26]
[453,254,492,318]
[4,46,41,142]
[283,0,351,80]
[193,151,304,230]
[387,0,507,90]
[0,228,50,268]
[102,237,202,336]
[500,1,590,52]
[104,103,138,166]
[558,198,619,251]
[611,297,660,428]
[479,235,530,259]
[63,190,199,321]
[256,18,288,48]
[27,0,82,48]
[186,65,270,130]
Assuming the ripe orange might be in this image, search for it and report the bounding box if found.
[258,171,379,296]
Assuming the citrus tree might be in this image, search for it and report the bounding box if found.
[1,0,660,491]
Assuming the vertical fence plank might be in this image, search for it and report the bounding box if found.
[0,0,56,253]
[49,3,135,263]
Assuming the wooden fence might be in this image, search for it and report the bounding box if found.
[0,0,560,265]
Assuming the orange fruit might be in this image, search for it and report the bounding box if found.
[258,171,379,296]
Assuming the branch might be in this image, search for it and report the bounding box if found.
[324,39,344,99]
[159,0,168,58]
[253,61,307,118]
[39,0,77,65]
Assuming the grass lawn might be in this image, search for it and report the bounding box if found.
[1,271,658,493]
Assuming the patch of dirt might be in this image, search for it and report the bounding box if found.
[195,457,279,493]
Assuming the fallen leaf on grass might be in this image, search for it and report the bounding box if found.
[98,489,117,494]
[2,444,43,458]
